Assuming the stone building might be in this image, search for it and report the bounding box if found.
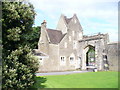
[106,42,119,71]
[33,14,118,72]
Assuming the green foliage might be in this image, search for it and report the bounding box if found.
[22,26,41,49]
[3,46,39,89]
[7,27,21,41]
[2,1,35,51]
[87,47,95,59]
[2,1,40,89]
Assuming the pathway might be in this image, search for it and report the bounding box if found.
[36,70,90,76]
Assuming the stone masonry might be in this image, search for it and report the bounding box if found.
[33,14,118,72]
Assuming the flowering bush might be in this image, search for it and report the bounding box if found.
[2,46,39,89]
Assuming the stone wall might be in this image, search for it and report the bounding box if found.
[107,42,119,71]
[59,33,76,71]
[38,44,60,72]
[78,34,108,71]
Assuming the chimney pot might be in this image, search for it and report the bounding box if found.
[41,20,47,27]
[43,20,46,23]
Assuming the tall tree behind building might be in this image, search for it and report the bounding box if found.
[23,26,41,49]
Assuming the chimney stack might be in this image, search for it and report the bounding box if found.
[41,20,47,27]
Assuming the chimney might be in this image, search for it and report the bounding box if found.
[41,20,47,27]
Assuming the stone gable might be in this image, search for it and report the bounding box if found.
[34,14,118,72]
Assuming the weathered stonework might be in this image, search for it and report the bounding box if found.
[34,14,118,72]
[107,42,119,71]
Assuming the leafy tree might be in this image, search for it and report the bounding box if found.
[3,46,39,89]
[2,1,39,89]
[23,26,41,49]
[2,1,35,52]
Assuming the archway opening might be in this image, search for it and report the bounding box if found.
[86,46,95,66]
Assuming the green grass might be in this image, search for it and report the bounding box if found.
[33,71,118,88]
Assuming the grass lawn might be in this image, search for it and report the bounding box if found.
[33,71,118,88]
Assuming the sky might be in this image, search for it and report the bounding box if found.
[29,0,119,42]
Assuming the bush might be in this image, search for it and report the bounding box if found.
[2,46,39,89]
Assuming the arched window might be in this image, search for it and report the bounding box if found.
[69,53,75,65]
[60,56,66,65]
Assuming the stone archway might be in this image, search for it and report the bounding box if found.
[86,46,95,66]
[82,45,96,70]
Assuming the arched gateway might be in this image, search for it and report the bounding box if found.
[86,45,95,66]
[78,34,109,71]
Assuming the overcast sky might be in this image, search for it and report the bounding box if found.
[29,0,119,42]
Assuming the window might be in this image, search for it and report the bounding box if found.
[78,33,82,40]
[61,57,65,61]
[69,36,71,41]
[64,42,67,48]
[74,19,77,23]
[73,41,77,49]
[72,31,74,36]
[69,57,74,65]
[60,56,66,65]
[62,26,67,34]
[103,55,107,61]
[70,57,74,61]
[39,58,43,65]
[69,53,75,65]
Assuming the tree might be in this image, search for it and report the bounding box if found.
[2,46,39,89]
[22,26,41,49]
[2,1,39,89]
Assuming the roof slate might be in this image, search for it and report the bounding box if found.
[46,29,65,44]
[32,50,47,56]
[44,15,72,44]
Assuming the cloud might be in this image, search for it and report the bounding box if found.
[29,0,118,42]
[29,0,118,21]
[103,29,118,42]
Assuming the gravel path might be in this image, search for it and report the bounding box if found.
[36,71,90,76]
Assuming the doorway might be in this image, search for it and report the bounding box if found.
[86,45,95,66]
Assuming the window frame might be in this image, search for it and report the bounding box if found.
[64,42,67,48]
[60,56,66,65]
[69,56,75,65]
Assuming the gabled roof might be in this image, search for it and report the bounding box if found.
[34,52,46,56]
[32,49,47,56]
[64,16,72,24]
[46,29,65,44]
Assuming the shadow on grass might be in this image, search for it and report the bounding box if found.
[30,76,47,89]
